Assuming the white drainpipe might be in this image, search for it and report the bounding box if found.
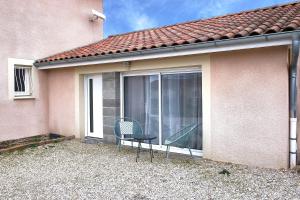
[289,34,299,168]
[290,118,297,168]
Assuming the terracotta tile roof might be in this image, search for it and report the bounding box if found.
[36,2,300,64]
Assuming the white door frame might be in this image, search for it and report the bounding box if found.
[84,74,103,138]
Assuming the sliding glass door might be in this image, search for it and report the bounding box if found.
[161,73,202,150]
[124,75,159,144]
[123,70,202,151]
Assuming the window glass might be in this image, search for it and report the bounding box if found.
[124,75,159,144]
[161,73,202,150]
[123,72,202,150]
[14,65,32,96]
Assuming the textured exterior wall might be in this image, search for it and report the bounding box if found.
[210,46,289,169]
[0,70,49,141]
[48,68,76,136]
[102,72,120,143]
[0,0,103,141]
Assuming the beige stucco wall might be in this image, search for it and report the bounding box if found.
[48,68,76,136]
[0,70,49,141]
[0,0,103,141]
[210,46,289,168]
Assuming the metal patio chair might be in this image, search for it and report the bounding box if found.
[113,117,143,151]
[164,123,198,158]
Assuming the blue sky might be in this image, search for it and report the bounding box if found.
[103,0,294,38]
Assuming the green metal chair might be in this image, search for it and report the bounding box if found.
[164,123,198,158]
[113,117,143,151]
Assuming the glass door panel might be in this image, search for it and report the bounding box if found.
[161,73,202,150]
[124,75,159,144]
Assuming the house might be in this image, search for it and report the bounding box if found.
[3,1,300,169]
[0,0,104,140]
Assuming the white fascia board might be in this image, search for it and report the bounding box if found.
[37,39,291,70]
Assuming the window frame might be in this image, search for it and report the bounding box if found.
[8,58,35,100]
[14,65,33,97]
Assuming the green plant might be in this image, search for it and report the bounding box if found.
[31,136,42,142]
[29,144,38,149]
[219,169,231,176]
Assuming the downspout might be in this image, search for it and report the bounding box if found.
[289,33,300,168]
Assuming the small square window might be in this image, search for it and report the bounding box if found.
[14,65,33,96]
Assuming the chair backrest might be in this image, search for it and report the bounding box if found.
[114,117,143,139]
[119,121,133,135]
[164,123,198,147]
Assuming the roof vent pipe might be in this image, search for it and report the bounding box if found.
[289,33,299,168]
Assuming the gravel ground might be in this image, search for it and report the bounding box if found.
[0,140,299,200]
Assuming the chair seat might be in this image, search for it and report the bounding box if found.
[122,137,134,141]
[122,134,134,139]
[134,135,157,141]
[164,123,198,158]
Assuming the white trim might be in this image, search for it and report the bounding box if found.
[13,96,36,100]
[120,74,124,119]
[290,117,297,168]
[84,75,88,137]
[122,66,201,77]
[38,39,291,69]
[8,58,34,66]
[7,58,35,100]
[158,73,162,146]
[120,67,203,155]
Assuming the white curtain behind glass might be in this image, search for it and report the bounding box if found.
[124,75,159,144]
[162,73,202,150]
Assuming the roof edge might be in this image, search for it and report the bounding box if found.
[107,1,300,38]
[35,30,299,69]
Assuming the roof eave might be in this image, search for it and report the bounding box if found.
[34,30,299,69]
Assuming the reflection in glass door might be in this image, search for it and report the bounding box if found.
[161,73,202,150]
[122,70,202,151]
[124,75,159,144]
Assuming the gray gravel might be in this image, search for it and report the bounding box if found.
[0,140,299,200]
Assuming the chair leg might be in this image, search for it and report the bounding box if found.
[117,140,121,152]
[188,147,193,158]
[149,141,154,162]
[165,146,168,157]
[149,142,151,160]
[131,141,133,149]
[166,145,170,158]
[136,141,141,162]
[151,143,154,158]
